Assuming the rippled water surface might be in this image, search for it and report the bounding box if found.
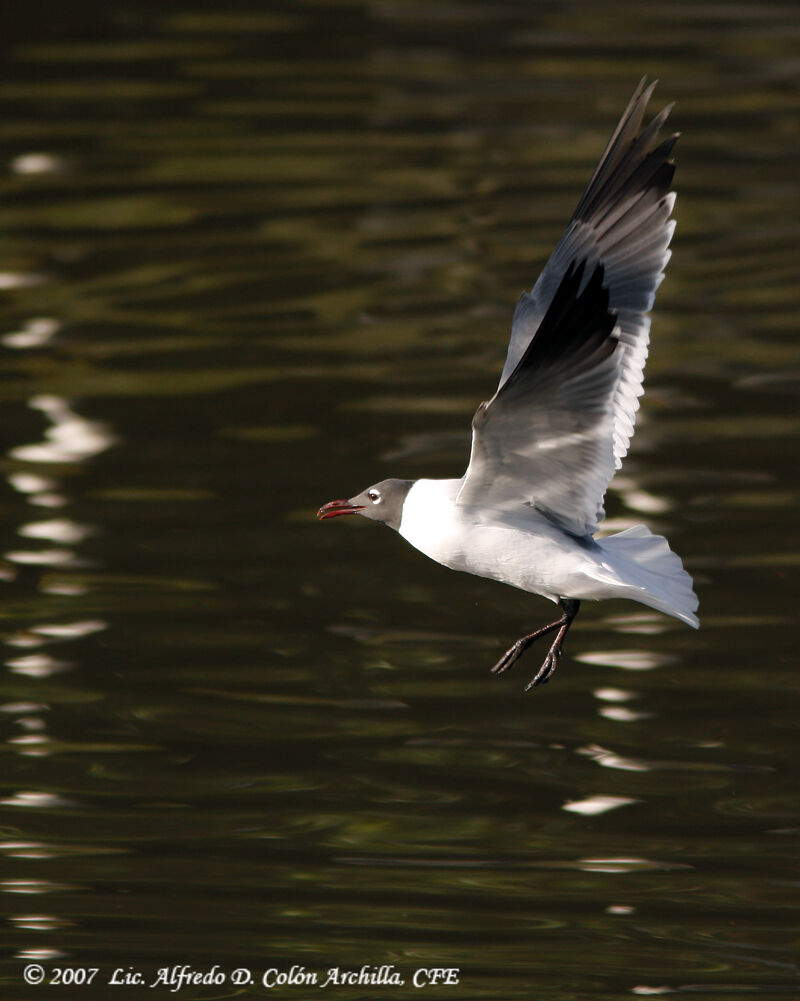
[0,3,799,999]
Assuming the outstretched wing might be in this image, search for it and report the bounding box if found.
[457,79,678,536]
[457,260,620,537]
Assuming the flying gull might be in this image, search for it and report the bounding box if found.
[318,79,699,690]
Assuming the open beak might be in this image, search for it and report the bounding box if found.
[317,498,365,521]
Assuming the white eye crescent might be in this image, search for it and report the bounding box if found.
[367,489,381,503]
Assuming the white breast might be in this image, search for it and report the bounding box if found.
[398,477,590,604]
[398,478,465,567]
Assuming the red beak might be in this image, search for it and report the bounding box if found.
[317,499,365,521]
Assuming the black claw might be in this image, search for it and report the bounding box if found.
[524,646,562,690]
[490,640,525,675]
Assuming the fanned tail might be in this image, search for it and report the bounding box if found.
[598,525,699,627]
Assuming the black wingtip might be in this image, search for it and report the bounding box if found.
[575,79,677,224]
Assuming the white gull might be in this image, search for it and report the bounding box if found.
[319,79,699,691]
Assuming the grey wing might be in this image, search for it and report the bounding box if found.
[499,78,677,481]
[457,260,621,538]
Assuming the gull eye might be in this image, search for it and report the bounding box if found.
[367,489,381,503]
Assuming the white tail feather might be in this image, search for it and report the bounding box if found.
[598,525,699,627]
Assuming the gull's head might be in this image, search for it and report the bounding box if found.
[317,478,413,531]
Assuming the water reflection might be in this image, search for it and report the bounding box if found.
[9,153,68,176]
[0,272,47,290]
[562,795,639,816]
[5,653,72,678]
[578,744,653,773]
[10,395,116,466]
[4,395,113,585]
[597,704,654,722]
[0,791,76,809]
[2,387,113,814]
[1,317,60,349]
[16,949,67,961]
[576,649,675,670]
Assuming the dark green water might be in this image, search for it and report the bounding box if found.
[0,3,798,1000]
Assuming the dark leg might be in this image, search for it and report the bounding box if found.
[490,598,581,691]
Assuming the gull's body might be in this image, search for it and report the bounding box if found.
[398,477,697,626]
[319,79,699,690]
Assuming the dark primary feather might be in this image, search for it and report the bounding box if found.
[574,92,676,223]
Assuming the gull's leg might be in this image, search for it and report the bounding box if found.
[490,617,564,676]
[523,599,580,690]
[490,599,581,690]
